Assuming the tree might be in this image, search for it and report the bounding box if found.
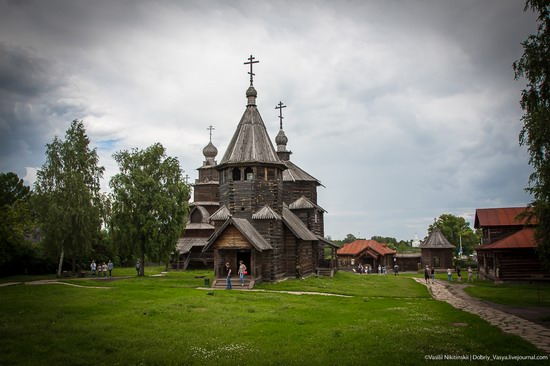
[109,143,189,276]
[0,172,33,273]
[427,214,479,256]
[513,0,550,268]
[34,120,105,276]
[342,233,357,244]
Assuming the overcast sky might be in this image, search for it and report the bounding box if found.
[0,0,537,242]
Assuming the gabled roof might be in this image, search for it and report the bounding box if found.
[289,196,326,213]
[219,103,286,169]
[474,207,532,228]
[252,205,282,220]
[476,228,535,251]
[419,227,455,249]
[203,217,272,252]
[209,205,231,221]
[337,240,396,256]
[282,160,322,186]
[282,206,318,241]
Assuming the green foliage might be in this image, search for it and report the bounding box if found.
[0,172,51,275]
[514,1,550,269]
[110,143,190,275]
[341,233,357,244]
[0,172,30,207]
[427,214,480,255]
[371,235,398,245]
[34,120,105,274]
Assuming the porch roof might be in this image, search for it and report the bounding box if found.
[176,237,207,254]
[476,228,535,251]
[203,217,272,252]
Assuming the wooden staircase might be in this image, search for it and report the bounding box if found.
[211,278,255,289]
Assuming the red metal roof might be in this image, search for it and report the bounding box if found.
[474,207,533,228]
[337,240,396,256]
[476,228,535,250]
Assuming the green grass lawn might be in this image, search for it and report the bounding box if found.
[0,269,546,365]
[462,280,550,307]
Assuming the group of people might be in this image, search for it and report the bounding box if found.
[354,263,400,276]
[424,265,474,284]
[225,260,248,289]
[90,260,114,278]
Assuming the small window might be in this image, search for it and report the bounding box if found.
[434,257,440,267]
[232,168,241,181]
[245,167,254,181]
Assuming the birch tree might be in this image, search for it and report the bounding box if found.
[110,143,189,275]
[34,120,104,275]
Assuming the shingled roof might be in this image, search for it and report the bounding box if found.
[282,160,322,185]
[419,227,455,249]
[203,217,272,252]
[219,86,286,169]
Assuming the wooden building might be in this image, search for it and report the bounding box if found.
[337,240,396,271]
[475,207,549,282]
[419,227,455,269]
[178,57,337,287]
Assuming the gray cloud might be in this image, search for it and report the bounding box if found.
[0,0,536,241]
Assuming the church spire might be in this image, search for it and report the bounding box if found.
[244,55,259,106]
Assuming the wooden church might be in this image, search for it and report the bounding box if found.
[176,56,338,287]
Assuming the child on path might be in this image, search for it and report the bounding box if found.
[424,265,430,284]
[447,268,452,282]
[467,267,473,282]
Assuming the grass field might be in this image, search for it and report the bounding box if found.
[0,269,547,365]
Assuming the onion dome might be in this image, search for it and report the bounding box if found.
[246,86,257,106]
[275,129,288,150]
[203,141,218,159]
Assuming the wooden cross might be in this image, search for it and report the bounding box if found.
[244,55,259,85]
[207,125,215,142]
[275,101,286,129]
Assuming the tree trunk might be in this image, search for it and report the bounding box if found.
[57,247,64,277]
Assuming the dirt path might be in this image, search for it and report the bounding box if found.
[414,278,550,354]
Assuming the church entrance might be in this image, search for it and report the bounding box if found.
[237,251,251,276]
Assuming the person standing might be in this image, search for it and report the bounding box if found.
[90,260,96,278]
[108,260,114,277]
[447,268,452,282]
[424,265,430,284]
[136,260,141,276]
[98,262,103,277]
[102,262,108,278]
[467,267,473,282]
[456,265,462,283]
[238,260,247,287]
[430,266,435,284]
[393,264,399,276]
[225,262,232,290]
